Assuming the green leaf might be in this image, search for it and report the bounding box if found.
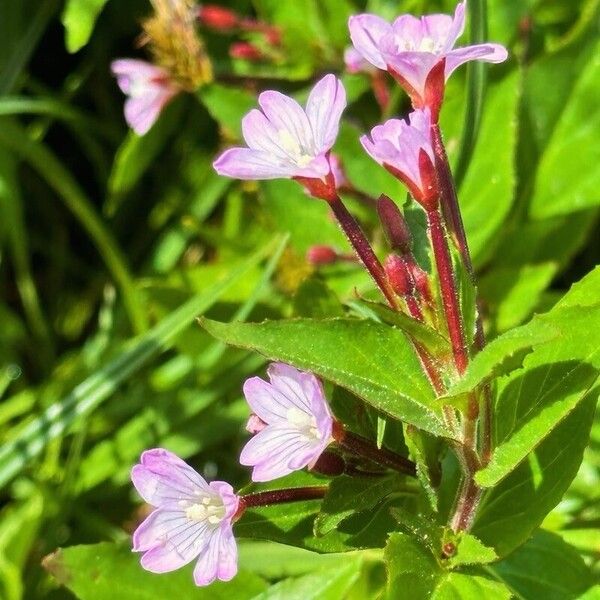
[457,72,519,266]
[555,265,600,309]
[252,558,363,600]
[476,306,600,487]
[384,533,510,600]
[445,318,559,398]
[43,542,266,599]
[473,395,596,556]
[198,84,256,138]
[530,42,600,218]
[0,243,274,489]
[200,317,447,436]
[61,0,109,53]
[314,475,401,536]
[489,529,594,599]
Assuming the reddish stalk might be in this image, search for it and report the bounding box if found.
[329,195,399,310]
[332,422,417,477]
[426,209,469,375]
[240,486,328,510]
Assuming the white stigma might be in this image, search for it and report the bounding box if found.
[287,406,320,441]
[183,493,226,525]
[397,36,442,54]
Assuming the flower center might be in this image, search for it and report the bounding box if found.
[183,494,226,525]
[277,129,314,167]
[396,36,442,54]
[287,406,320,440]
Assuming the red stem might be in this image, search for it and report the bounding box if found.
[329,196,399,310]
[240,486,328,510]
[427,209,469,375]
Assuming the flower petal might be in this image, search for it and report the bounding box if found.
[131,448,210,506]
[381,43,439,96]
[445,43,508,78]
[217,528,238,582]
[209,481,239,519]
[442,1,466,51]
[267,362,319,414]
[348,14,391,70]
[134,509,209,573]
[241,108,293,159]
[305,74,347,151]
[192,529,222,586]
[213,147,295,179]
[111,59,164,93]
[258,91,313,153]
[123,88,174,136]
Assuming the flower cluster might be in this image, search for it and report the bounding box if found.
[127,0,508,589]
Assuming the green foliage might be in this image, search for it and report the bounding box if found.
[0,0,598,598]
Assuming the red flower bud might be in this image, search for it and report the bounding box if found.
[384,254,412,297]
[306,245,339,265]
[377,195,412,254]
[197,5,239,30]
[229,42,264,62]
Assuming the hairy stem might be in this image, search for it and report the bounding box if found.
[333,422,417,477]
[329,196,399,310]
[240,485,328,510]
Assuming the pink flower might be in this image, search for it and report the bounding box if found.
[344,47,375,74]
[361,109,438,210]
[213,75,346,188]
[240,363,334,482]
[111,59,180,135]
[131,449,239,586]
[348,2,507,114]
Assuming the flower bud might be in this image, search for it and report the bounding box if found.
[306,245,338,265]
[197,5,239,30]
[229,42,264,62]
[377,195,412,254]
[384,254,412,297]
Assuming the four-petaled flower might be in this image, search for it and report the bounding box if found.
[348,2,507,117]
[131,448,239,586]
[240,363,334,482]
[213,74,346,199]
[111,59,180,135]
[361,109,438,210]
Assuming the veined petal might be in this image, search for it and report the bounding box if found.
[213,147,295,179]
[241,109,295,161]
[243,377,291,424]
[381,45,439,97]
[132,448,210,506]
[348,14,391,70]
[193,529,224,586]
[442,1,466,51]
[390,14,424,47]
[123,87,175,136]
[111,59,166,93]
[217,529,238,582]
[420,14,455,48]
[445,43,508,78]
[134,509,208,573]
[268,362,318,413]
[208,481,239,519]
[306,74,346,151]
[258,91,313,153]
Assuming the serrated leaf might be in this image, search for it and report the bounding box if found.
[476,306,600,488]
[62,0,108,53]
[489,529,594,599]
[473,395,596,556]
[384,533,510,600]
[445,318,559,398]
[200,318,447,436]
[43,543,266,599]
[314,475,400,536]
[555,265,600,309]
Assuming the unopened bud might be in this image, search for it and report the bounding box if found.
[311,451,345,476]
[384,254,412,297]
[306,245,338,265]
[246,414,267,434]
[197,5,239,30]
[229,42,264,62]
[406,260,432,302]
[377,195,412,254]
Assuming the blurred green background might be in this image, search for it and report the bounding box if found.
[0,0,598,597]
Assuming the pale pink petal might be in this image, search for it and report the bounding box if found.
[344,47,371,74]
[442,2,466,51]
[110,59,166,93]
[258,91,313,152]
[134,509,209,572]
[241,109,292,159]
[348,14,391,70]
[329,153,347,188]
[390,14,424,47]
[209,481,239,519]
[131,448,210,506]
[305,74,346,150]
[420,14,456,48]
[243,377,294,423]
[213,147,296,179]
[217,529,238,582]
[381,44,439,96]
[246,414,267,434]
[445,43,508,77]
[124,88,175,136]
[192,530,222,586]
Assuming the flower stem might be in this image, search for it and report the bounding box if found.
[449,475,483,532]
[426,208,469,375]
[240,485,328,510]
[332,421,417,477]
[329,195,399,310]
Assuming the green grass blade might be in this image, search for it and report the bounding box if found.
[454,0,488,187]
[0,239,276,489]
[0,118,147,334]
